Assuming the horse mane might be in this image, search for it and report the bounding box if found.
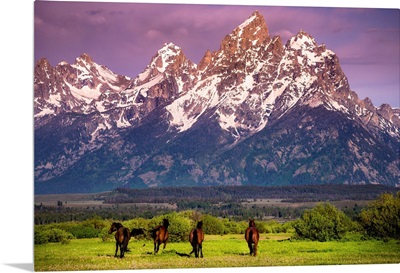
[196,221,203,229]
[162,219,169,229]
[114,222,124,229]
[109,222,124,234]
[248,219,256,227]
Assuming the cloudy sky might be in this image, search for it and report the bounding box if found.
[34,0,399,107]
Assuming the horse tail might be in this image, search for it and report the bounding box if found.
[249,229,253,241]
[123,228,129,239]
[152,226,160,240]
[193,229,198,243]
[131,228,145,237]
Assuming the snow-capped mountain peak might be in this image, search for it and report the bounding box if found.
[34,11,400,193]
[150,42,184,74]
[220,10,270,55]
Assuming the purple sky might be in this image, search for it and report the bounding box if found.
[34,0,400,108]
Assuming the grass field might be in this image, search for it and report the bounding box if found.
[34,233,400,271]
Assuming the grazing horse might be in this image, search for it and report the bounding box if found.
[244,219,260,256]
[130,228,146,237]
[108,222,131,258]
[189,221,204,258]
[151,218,169,254]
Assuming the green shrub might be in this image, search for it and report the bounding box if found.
[149,212,192,242]
[34,227,74,244]
[99,226,114,242]
[123,217,150,230]
[202,214,225,235]
[221,218,242,234]
[34,228,49,244]
[67,226,99,239]
[358,192,400,240]
[293,202,353,241]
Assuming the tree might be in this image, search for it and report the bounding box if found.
[358,192,400,240]
[202,214,225,235]
[293,202,352,241]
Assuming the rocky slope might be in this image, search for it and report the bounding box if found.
[34,11,400,193]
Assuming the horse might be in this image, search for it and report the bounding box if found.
[244,218,260,256]
[108,222,131,258]
[130,228,146,237]
[151,218,169,254]
[189,221,204,258]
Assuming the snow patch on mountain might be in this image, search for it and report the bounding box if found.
[166,75,221,132]
[66,81,102,101]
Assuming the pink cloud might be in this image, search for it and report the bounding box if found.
[34,2,399,107]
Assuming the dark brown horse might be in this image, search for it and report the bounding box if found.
[189,221,204,258]
[151,218,169,254]
[244,219,260,256]
[130,228,146,237]
[108,222,131,258]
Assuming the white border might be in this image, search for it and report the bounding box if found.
[0,1,399,273]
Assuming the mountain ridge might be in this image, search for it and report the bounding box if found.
[34,11,400,194]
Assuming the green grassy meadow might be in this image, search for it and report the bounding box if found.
[34,233,400,271]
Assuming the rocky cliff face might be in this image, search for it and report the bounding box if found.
[34,11,400,194]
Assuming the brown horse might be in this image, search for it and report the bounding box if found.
[108,222,131,258]
[151,218,169,254]
[189,221,204,258]
[244,219,260,256]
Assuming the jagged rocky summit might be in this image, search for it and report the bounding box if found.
[34,11,400,194]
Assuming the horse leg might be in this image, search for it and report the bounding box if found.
[163,240,167,250]
[155,240,161,254]
[253,242,258,257]
[248,241,253,255]
[124,239,130,253]
[194,244,199,258]
[199,243,203,258]
[114,241,118,257]
[120,243,125,258]
[121,239,128,258]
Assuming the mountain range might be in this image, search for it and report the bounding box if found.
[34,11,400,194]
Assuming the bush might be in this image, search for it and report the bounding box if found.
[149,212,192,242]
[221,218,243,234]
[202,214,225,235]
[34,228,49,245]
[67,226,99,239]
[293,202,353,241]
[99,226,114,242]
[34,227,74,244]
[122,217,150,240]
[358,192,400,240]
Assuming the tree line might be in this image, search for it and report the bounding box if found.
[35,184,397,225]
[34,200,308,224]
[106,184,398,203]
[35,191,400,244]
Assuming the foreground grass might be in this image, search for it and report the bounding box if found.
[34,233,400,271]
